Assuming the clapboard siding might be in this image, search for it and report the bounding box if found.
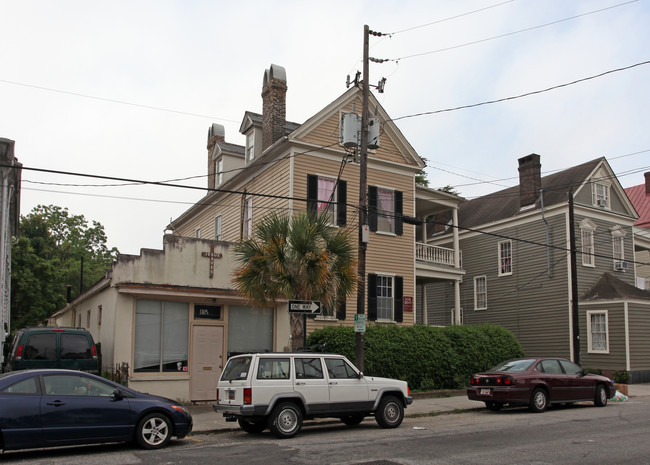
[629,302,650,370]
[579,302,627,370]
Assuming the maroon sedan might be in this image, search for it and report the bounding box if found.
[467,357,616,412]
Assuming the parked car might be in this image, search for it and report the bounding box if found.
[0,369,192,452]
[214,352,412,438]
[467,357,616,412]
[3,327,99,374]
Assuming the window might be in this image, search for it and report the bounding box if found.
[539,359,562,374]
[243,197,253,239]
[257,358,290,379]
[587,310,609,353]
[43,374,117,397]
[369,186,403,235]
[216,158,223,186]
[295,358,324,379]
[498,240,512,276]
[592,182,610,208]
[580,219,596,267]
[215,215,222,241]
[611,226,626,268]
[246,133,255,163]
[60,334,92,360]
[134,300,189,373]
[474,276,487,310]
[368,274,403,322]
[558,360,583,375]
[325,358,358,379]
[1,377,38,395]
[195,228,201,238]
[22,333,56,361]
[307,175,346,226]
[98,305,102,326]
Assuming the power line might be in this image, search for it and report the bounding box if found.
[391,60,650,122]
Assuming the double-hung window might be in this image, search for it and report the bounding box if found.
[580,219,596,267]
[243,196,253,239]
[215,215,222,241]
[592,182,610,208]
[474,276,487,310]
[611,226,625,268]
[368,186,403,235]
[307,175,346,226]
[317,177,337,224]
[216,158,223,186]
[498,240,512,276]
[587,310,609,353]
[246,133,255,163]
[368,273,403,322]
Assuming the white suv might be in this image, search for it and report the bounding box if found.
[213,352,413,438]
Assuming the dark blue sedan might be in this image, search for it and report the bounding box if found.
[0,369,192,452]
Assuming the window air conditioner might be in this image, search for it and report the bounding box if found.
[597,199,607,207]
[614,261,629,271]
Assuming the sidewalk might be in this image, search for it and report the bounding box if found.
[187,384,650,434]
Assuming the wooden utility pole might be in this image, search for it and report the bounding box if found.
[568,188,581,366]
[355,25,370,371]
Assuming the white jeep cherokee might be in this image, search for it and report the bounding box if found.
[213,352,413,438]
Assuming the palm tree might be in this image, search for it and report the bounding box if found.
[233,211,357,346]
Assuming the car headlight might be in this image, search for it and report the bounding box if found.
[171,405,189,414]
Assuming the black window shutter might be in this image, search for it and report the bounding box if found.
[337,180,347,226]
[394,276,403,322]
[307,174,318,214]
[368,186,378,232]
[336,299,346,320]
[368,273,377,321]
[395,190,403,236]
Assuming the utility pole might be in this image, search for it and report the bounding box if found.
[568,188,581,366]
[355,25,370,371]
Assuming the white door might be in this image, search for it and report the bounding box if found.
[190,325,223,401]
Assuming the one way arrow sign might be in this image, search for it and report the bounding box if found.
[288,300,322,314]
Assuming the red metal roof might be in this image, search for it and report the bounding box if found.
[625,182,650,228]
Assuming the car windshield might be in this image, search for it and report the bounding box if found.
[221,356,252,381]
[491,359,536,373]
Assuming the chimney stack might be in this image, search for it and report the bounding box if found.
[518,153,542,208]
[645,172,650,196]
[261,64,287,151]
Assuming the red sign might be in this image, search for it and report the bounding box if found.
[404,296,413,313]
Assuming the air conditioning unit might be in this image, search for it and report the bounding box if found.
[597,199,607,207]
[614,261,629,271]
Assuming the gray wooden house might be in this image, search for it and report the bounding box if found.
[425,154,650,381]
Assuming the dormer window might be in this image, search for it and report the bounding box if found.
[216,158,223,186]
[592,182,610,209]
[246,133,255,163]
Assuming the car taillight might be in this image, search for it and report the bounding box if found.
[216,389,220,402]
[15,344,23,359]
[91,344,97,358]
[470,377,477,385]
[407,385,411,396]
[243,387,252,405]
[496,376,514,385]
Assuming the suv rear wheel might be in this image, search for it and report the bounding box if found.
[269,402,303,439]
[375,395,404,428]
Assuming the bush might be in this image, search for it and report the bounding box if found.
[307,323,524,391]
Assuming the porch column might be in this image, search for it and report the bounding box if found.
[452,208,461,324]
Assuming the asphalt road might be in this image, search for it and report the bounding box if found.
[3,398,649,465]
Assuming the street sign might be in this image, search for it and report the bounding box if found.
[288,300,322,314]
[354,314,366,333]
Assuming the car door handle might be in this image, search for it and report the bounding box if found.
[46,400,65,407]
[329,381,338,385]
[296,382,306,385]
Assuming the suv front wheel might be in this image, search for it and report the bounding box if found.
[375,395,404,428]
[270,402,303,439]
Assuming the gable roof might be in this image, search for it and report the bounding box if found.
[625,179,650,228]
[582,272,650,301]
[458,157,603,229]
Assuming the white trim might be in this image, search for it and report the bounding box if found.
[498,239,513,276]
[586,309,609,354]
[474,275,487,310]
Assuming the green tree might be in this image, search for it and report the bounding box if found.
[11,205,119,329]
[233,212,357,314]
[415,157,429,187]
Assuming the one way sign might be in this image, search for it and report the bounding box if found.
[288,300,321,314]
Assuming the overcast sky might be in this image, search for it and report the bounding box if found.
[2,0,648,255]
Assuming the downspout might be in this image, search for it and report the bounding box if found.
[540,189,551,278]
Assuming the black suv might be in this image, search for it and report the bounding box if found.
[3,327,100,374]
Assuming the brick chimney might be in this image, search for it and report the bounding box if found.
[207,123,225,189]
[645,172,650,196]
[261,64,287,151]
[518,153,542,208]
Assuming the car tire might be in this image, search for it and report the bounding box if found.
[529,388,548,413]
[340,414,365,426]
[269,402,303,439]
[238,417,267,434]
[485,401,503,411]
[375,395,404,429]
[594,384,608,407]
[136,412,172,449]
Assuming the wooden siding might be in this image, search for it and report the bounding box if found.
[628,302,650,371]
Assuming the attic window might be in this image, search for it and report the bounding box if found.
[246,133,255,163]
[592,182,610,209]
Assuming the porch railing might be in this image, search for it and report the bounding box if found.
[416,242,458,267]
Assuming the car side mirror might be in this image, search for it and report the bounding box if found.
[580,369,588,377]
[112,389,124,400]
[358,371,364,379]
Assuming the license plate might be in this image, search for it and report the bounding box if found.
[479,388,491,395]
[228,390,235,400]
